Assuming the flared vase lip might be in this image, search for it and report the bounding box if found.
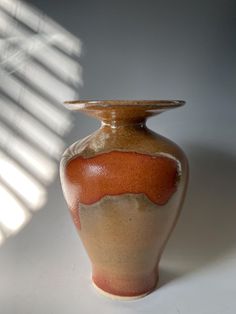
[63,99,186,111]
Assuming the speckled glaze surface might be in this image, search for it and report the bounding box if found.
[60,100,188,299]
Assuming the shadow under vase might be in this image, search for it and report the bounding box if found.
[158,143,236,287]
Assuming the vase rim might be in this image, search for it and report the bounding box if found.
[63,99,185,111]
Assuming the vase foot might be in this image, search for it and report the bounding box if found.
[92,280,154,300]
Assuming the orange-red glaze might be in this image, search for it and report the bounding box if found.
[92,267,158,297]
[64,151,178,229]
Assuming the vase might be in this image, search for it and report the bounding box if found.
[60,100,188,299]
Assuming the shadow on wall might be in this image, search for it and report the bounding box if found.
[159,143,236,286]
[0,0,82,246]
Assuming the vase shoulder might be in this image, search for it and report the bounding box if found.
[61,125,187,166]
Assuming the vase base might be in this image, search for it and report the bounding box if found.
[92,280,153,300]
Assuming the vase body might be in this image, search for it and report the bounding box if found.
[60,100,188,299]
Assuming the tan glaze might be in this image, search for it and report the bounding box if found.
[60,100,189,299]
[80,192,181,298]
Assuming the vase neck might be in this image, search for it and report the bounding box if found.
[101,117,148,128]
[80,107,161,128]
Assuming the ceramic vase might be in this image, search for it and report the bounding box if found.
[60,100,188,299]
